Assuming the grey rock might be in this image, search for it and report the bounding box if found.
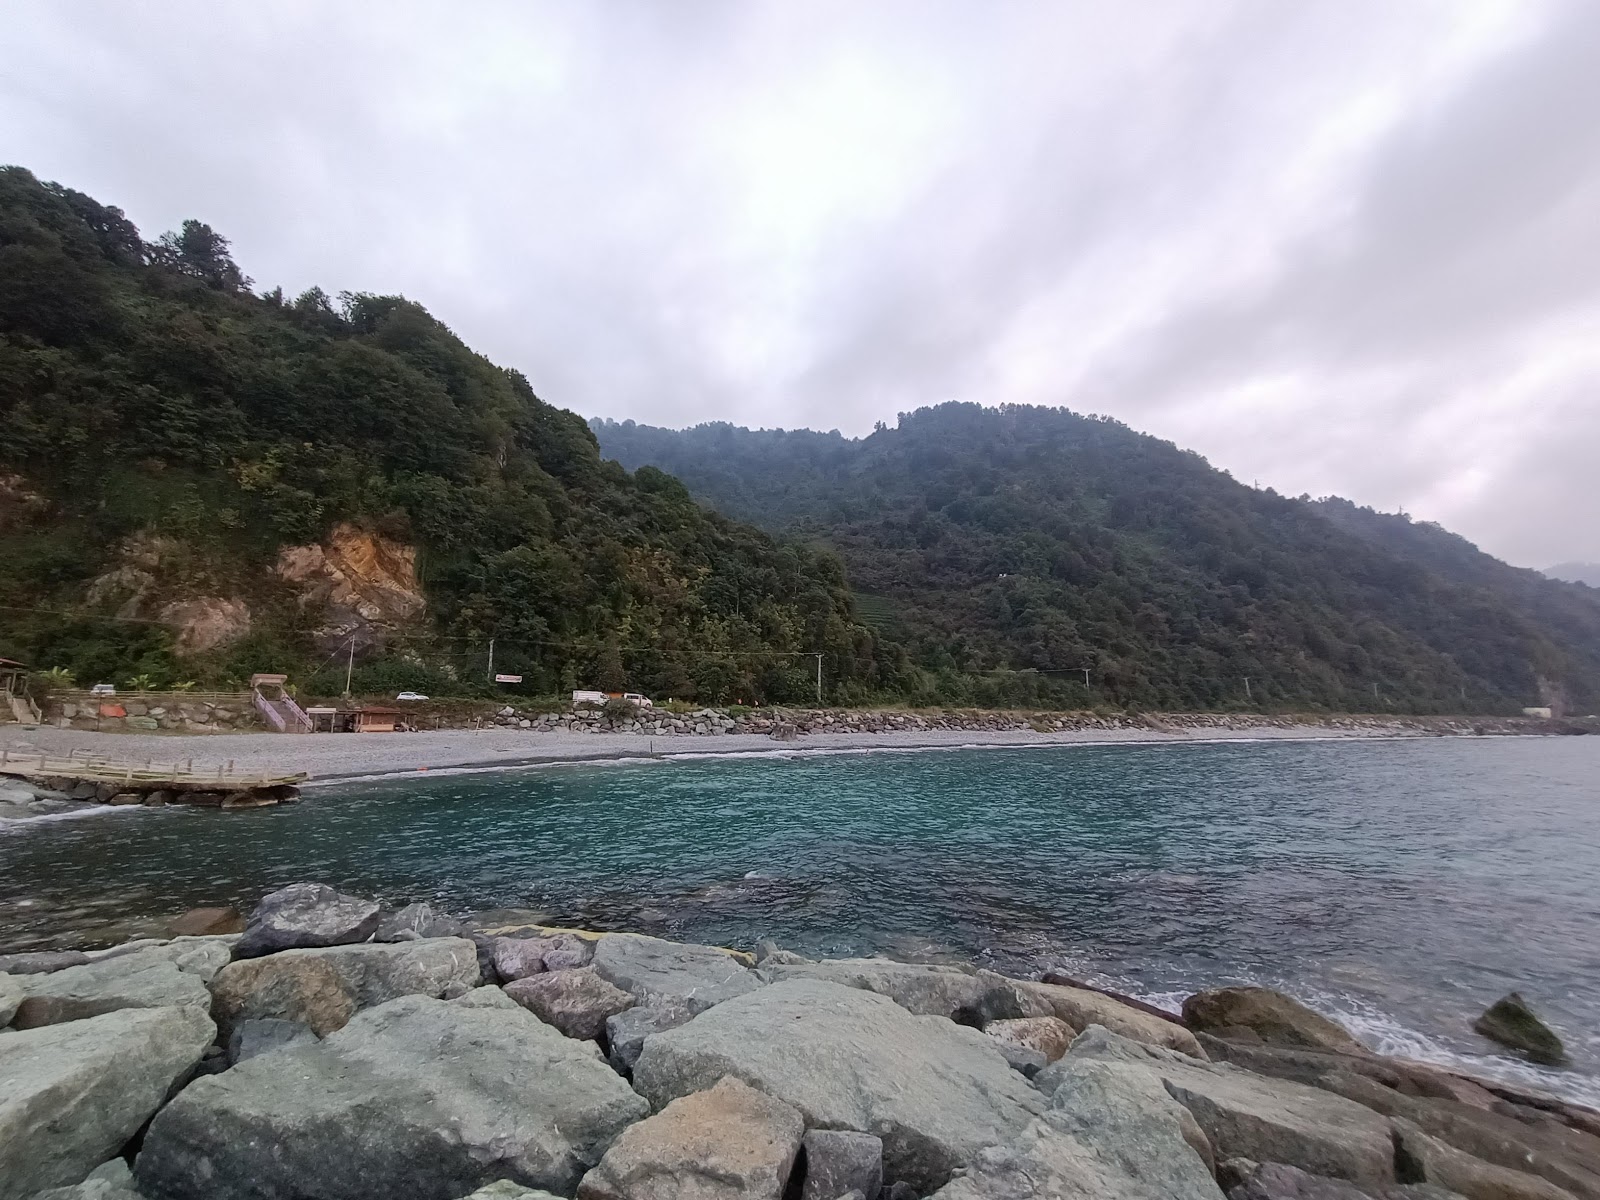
[1043,1054,1219,1181]
[27,1158,145,1200]
[1,973,21,1026]
[375,901,466,942]
[1053,1027,1394,1187]
[592,933,760,1015]
[209,937,481,1039]
[995,1042,1049,1078]
[1007,977,1206,1057]
[1392,1118,1574,1200]
[504,967,636,1040]
[495,934,591,981]
[10,941,228,1029]
[1183,988,1366,1054]
[233,882,381,958]
[452,985,524,1011]
[134,994,649,1200]
[577,1075,804,1200]
[1228,1161,1465,1199]
[800,1131,884,1200]
[544,946,593,971]
[0,1005,214,1200]
[461,1184,567,1200]
[0,951,90,975]
[985,1016,1076,1063]
[226,1016,318,1064]
[755,958,1028,1025]
[606,1001,694,1074]
[633,979,1046,1192]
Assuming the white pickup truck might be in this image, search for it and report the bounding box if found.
[571,690,654,708]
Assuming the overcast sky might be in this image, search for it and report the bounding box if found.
[6,1,1597,568]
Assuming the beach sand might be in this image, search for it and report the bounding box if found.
[1,720,1416,785]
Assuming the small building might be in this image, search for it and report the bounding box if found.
[352,706,409,733]
[304,706,343,733]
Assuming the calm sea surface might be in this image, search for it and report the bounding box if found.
[3,736,1597,1103]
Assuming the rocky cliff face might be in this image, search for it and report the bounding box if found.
[274,523,426,652]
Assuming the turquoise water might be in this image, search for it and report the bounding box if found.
[2,736,1597,1103]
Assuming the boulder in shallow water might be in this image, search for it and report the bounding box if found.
[167,905,245,937]
[504,967,636,1040]
[755,958,1030,1026]
[1472,993,1567,1066]
[1182,987,1365,1054]
[577,1075,804,1200]
[134,994,649,1200]
[0,1005,214,1199]
[233,882,381,958]
[592,933,759,1015]
[632,979,1045,1192]
[11,940,229,1029]
[210,937,481,1039]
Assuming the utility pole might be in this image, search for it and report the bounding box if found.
[814,653,824,705]
[344,638,355,699]
[487,637,495,683]
[1080,667,1091,691]
[1243,676,1252,702]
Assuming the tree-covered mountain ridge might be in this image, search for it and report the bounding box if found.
[0,165,873,704]
[592,409,1600,715]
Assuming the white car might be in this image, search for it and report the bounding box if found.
[395,691,429,701]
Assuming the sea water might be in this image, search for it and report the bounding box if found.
[2,736,1597,1104]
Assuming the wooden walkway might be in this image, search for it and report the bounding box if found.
[0,747,306,790]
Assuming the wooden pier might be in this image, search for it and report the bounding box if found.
[0,747,305,804]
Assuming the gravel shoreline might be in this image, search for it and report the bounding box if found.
[1,720,1447,786]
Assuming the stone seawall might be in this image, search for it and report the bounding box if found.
[3,882,1597,1200]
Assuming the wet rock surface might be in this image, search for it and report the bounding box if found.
[1183,987,1367,1055]
[1473,993,1569,1067]
[233,882,382,958]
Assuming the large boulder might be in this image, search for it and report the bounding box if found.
[233,882,381,958]
[577,1076,804,1200]
[755,958,1030,1025]
[592,933,760,1015]
[1472,994,1568,1066]
[134,994,651,1200]
[0,951,91,975]
[632,979,1046,1192]
[10,940,229,1029]
[505,968,637,1040]
[0,1005,214,1200]
[209,937,480,1039]
[226,1016,319,1064]
[1183,988,1365,1054]
[1393,1118,1578,1200]
[495,934,591,981]
[1046,1027,1396,1188]
[1007,977,1205,1057]
[1227,1162,1462,1199]
[0,973,21,1026]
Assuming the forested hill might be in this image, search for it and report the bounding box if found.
[593,407,1600,714]
[0,166,870,703]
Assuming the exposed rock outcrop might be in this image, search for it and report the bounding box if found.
[275,522,426,651]
[134,994,650,1200]
[156,596,252,654]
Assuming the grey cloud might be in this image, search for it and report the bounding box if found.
[2,0,1594,564]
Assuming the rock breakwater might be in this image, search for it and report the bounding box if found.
[3,882,1598,1200]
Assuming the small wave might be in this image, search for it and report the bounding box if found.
[0,803,156,834]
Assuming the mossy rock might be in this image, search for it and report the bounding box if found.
[1473,992,1567,1065]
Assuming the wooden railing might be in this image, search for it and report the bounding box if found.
[0,746,306,788]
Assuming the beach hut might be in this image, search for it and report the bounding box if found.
[352,706,409,733]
